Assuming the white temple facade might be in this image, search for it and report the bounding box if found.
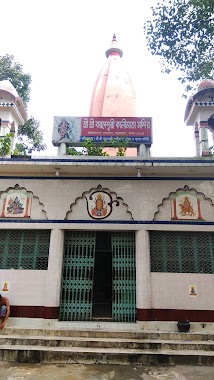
[0,38,213,331]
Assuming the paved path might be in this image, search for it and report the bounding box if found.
[0,363,213,380]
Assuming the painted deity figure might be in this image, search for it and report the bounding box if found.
[179,196,195,217]
[58,118,74,140]
[91,193,107,217]
[190,286,197,295]
[7,196,24,214]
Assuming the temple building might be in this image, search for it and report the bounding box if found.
[0,36,214,330]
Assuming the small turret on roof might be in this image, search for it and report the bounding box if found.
[0,80,19,97]
[184,79,214,125]
[197,79,214,92]
[0,80,27,123]
[0,80,27,143]
[184,79,214,156]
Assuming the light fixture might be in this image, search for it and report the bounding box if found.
[137,168,141,177]
[55,168,60,176]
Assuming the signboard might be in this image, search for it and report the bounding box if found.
[52,116,152,146]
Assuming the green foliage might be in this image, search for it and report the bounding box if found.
[67,138,109,156]
[111,138,128,156]
[82,138,109,156]
[11,148,22,156]
[15,117,46,154]
[209,146,214,156]
[67,138,128,156]
[0,55,31,106]
[144,0,214,93]
[0,133,13,156]
[66,147,83,156]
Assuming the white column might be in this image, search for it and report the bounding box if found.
[198,122,209,155]
[137,144,150,157]
[44,229,64,307]
[194,124,200,156]
[136,229,151,311]
[0,123,10,137]
[57,142,67,155]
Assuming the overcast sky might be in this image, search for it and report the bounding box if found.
[0,0,202,157]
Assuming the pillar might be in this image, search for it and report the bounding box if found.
[57,142,67,155]
[44,229,64,313]
[137,144,150,157]
[135,229,152,320]
[194,123,200,156]
[198,120,209,155]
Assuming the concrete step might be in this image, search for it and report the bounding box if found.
[0,344,214,365]
[0,334,214,351]
[1,328,214,341]
[0,328,213,365]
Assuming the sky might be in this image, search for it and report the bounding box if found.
[0,0,203,157]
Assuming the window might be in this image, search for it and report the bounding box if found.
[0,230,50,270]
[150,231,214,274]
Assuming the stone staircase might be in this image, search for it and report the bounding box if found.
[0,327,214,365]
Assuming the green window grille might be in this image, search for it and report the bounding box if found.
[59,231,96,321]
[0,230,50,270]
[112,231,136,322]
[150,231,214,274]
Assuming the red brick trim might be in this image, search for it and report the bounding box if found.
[136,308,214,322]
[10,306,59,319]
[10,306,214,322]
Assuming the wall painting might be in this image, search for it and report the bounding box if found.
[1,191,32,218]
[170,193,203,220]
[189,285,197,296]
[85,186,119,220]
[2,281,9,292]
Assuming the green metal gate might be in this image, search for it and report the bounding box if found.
[60,230,136,322]
[59,231,96,321]
[112,232,136,322]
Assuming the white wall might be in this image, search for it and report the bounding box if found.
[0,177,213,312]
[151,273,214,310]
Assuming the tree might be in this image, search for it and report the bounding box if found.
[14,118,46,155]
[0,55,46,154]
[0,133,13,156]
[144,0,214,93]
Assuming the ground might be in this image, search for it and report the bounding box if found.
[0,363,213,380]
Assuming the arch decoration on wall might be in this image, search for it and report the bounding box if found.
[0,184,47,219]
[65,184,133,221]
[154,185,214,221]
[84,184,120,220]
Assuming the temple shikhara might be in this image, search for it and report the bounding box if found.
[0,35,214,333]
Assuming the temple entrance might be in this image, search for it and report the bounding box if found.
[59,230,136,322]
[92,232,112,320]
